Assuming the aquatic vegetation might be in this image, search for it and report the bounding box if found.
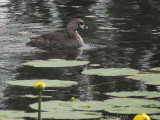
[82,68,139,76]
[150,67,160,72]
[104,106,160,114]
[23,59,89,68]
[106,91,160,98]
[0,110,36,119]
[72,101,112,111]
[100,118,120,120]
[34,81,46,90]
[30,100,104,119]
[104,98,160,107]
[133,113,151,120]
[29,100,108,112]
[34,81,46,120]
[127,74,160,85]
[5,79,78,87]
[150,115,160,120]
[3,63,160,119]
[29,98,160,115]
[103,98,160,114]
[39,111,103,119]
[0,110,102,119]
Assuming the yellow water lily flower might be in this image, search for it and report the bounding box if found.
[34,81,46,90]
[133,113,151,120]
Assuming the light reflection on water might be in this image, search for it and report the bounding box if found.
[0,0,160,119]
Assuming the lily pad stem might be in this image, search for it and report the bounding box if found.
[38,90,42,120]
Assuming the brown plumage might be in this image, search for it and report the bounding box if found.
[26,18,87,48]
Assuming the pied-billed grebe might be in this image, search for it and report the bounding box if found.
[27,18,88,48]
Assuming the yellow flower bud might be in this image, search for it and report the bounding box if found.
[34,81,46,90]
[133,113,151,120]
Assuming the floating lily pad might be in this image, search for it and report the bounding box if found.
[6,80,78,87]
[30,100,110,112]
[103,98,160,114]
[104,106,160,114]
[150,115,160,120]
[30,100,74,111]
[100,119,120,120]
[23,59,89,68]
[30,100,104,119]
[0,110,102,119]
[1,118,25,120]
[106,91,160,98]
[40,111,102,119]
[104,98,160,107]
[29,99,160,117]
[82,68,139,76]
[72,101,112,111]
[0,110,32,119]
[150,67,160,72]
[126,74,160,85]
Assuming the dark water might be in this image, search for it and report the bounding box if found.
[0,0,160,119]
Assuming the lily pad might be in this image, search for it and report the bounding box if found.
[6,79,78,87]
[30,100,111,112]
[30,99,160,115]
[1,118,25,120]
[106,91,160,98]
[104,98,160,107]
[72,101,112,111]
[150,67,160,72]
[0,110,102,119]
[0,110,32,119]
[30,100,74,111]
[103,98,160,114]
[150,115,160,120]
[40,111,103,119]
[100,119,120,120]
[104,106,160,114]
[23,59,89,68]
[30,100,104,119]
[126,74,160,85]
[82,68,139,76]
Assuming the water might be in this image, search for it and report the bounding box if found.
[0,0,160,119]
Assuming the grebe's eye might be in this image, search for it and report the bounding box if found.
[78,22,84,25]
[78,22,85,29]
